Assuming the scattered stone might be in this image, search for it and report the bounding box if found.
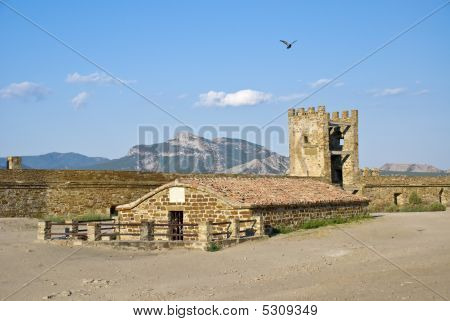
[51,281,57,286]
[82,278,94,284]
[42,293,56,300]
[59,290,72,297]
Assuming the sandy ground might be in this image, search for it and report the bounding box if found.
[0,211,449,301]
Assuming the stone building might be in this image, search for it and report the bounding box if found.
[288,106,448,206]
[288,106,359,188]
[116,176,369,240]
[6,156,22,170]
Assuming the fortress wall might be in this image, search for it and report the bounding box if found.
[0,170,178,218]
[359,176,449,207]
[0,169,448,218]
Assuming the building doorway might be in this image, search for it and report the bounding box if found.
[394,193,402,205]
[331,155,343,185]
[169,211,184,240]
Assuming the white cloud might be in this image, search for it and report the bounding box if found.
[71,91,89,109]
[413,89,430,95]
[369,87,407,97]
[66,72,134,85]
[0,81,50,101]
[197,89,272,107]
[310,78,332,88]
[333,82,344,87]
[278,93,307,102]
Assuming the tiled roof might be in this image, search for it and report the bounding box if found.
[178,176,368,207]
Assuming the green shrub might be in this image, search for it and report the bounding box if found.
[74,213,111,222]
[272,224,296,234]
[42,215,65,223]
[272,214,371,234]
[408,192,422,205]
[428,202,446,211]
[207,242,222,252]
[384,204,400,212]
[398,202,445,212]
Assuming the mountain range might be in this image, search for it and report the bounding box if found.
[1,133,289,175]
[380,163,449,175]
[2,135,447,176]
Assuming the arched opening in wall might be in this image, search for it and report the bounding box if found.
[110,205,118,216]
[393,193,402,206]
[439,188,444,204]
[352,190,359,195]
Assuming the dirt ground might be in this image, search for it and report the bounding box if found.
[1,210,449,301]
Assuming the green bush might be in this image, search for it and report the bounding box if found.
[42,212,111,223]
[42,215,65,223]
[428,202,446,211]
[384,204,400,212]
[74,213,111,222]
[207,242,222,252]
[272,224,297,234]
[272,214,371,235]
[408,192,422,205]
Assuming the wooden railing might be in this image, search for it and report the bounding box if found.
[210,221,232,240]
[38,217,262,244]
[93,221,199,241]
[206,217,262,241]
[238,218,257,238]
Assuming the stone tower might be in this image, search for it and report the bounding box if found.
[6,156,22,170]
[288,106,359,187]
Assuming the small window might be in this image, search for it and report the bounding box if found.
[303,135,309,143]
[339,138,344,146]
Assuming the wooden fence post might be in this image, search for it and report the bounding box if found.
[148,220,155,241]
[254,216,264,236]
[65,219,79,239]
[37,221,51,240]
[87,223,100,241]
[140,220,154,241]
[198,220,212,243]
[230,218,240,240]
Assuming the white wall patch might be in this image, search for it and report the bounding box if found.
[169,187,185,203]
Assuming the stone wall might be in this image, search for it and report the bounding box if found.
[118,184,369,240]
[0,169,178,218]
[1,168,448,219]
[358,175,449,207]
[288,106,359,186]
[118,186,253,240]
[254,203,368,228]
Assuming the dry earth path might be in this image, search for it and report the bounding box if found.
[0,211,449,300]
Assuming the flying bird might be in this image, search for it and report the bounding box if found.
[280,40,297,49]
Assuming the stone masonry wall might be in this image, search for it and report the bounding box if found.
[118,187,253,241]
[255,203,368,228]
[0,169,178,218]
[359,175,449,207]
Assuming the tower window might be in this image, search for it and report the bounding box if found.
[303,135,309,143]
[339,138,344,146]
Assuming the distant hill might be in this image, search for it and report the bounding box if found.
[0,152,110,170]
[1,134,289,175]
[223,154,289,175]
[90,133,289,174]
[380,163,449,176]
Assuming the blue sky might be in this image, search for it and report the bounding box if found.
[0,0,449,168]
